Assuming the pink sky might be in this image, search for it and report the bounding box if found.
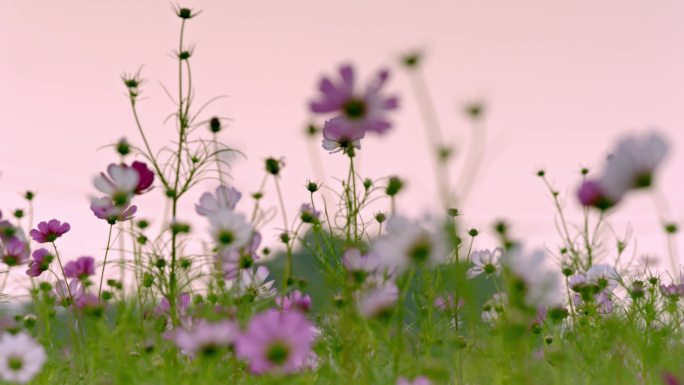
[2,1,684,290]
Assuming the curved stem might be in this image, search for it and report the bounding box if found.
[98,224,114,299]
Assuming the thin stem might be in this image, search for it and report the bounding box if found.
[98,224,114,299]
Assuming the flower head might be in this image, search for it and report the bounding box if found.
[276,290,313,313]
[90,197,137,224]
[0,332,47,384]
[130,161,155,194]
[372,216,448,272]
[26,249,54,277]
[310,64,399,136]
[172,320,239,356]
[236,266,276,299]
[503,247,563,307]
[358,282,399,319]
[235,309,315,375]
[299,203,320,224]
[53,279,85,307]
[216,232,261,280]
[397,376,432,385]
[321,116,364,154]
[467,247,503,278]
[93,164,140,206]
[196,185,242,216]
[208,210,252,250]
[64,256,95,280]
[30,219,70,243]
[1,237,29,267]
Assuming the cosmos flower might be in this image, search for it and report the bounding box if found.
[53,279,85,306]
[466,247,503,278]
[172,319,239,356]
[236,266,276,299]
[216,232,261,280]
[358,281,399,319]
[585,264,619,292]
[129,161,155,194]
[502,247,563,308]
[299,203,320,224]
[276,290,313,313]
[195,185,242,217]
[208,210,252,251]
[29,219,70,243]
[343,248,380,283]
[310,64,399,135]
[1,237,30,267]
[321,116,364,154]
[90,197,137,224]
[235,309,315,375]
[397,376,432,385]
[93,164,140,206]
[481,293,507,325]
[372,216,448,273]
[64,256,96,280]
[26,249,54,278]
[0,332,47,384]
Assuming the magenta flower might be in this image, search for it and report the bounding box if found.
[195,185,242,216]
[172,320,239,356]
[130,161,155,194]
[26,249,54,277]
[64,256,95,280]
[577,179,616,210]
[30,219,70,243]
[310,64,399,135]
[235,309,315,375]
[90,197,137,224]
[276,290,313,313]
[1,237,30,266]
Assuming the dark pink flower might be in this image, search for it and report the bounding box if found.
[310,64,399,136]
[235,309,315,375]
[26,249,54,277]
[276,290,313,313]
[64,256,95,280]
[1,237,30,266]
[90,197,137,224]
[577,179,616,210]
[130,161,155,194]
[29,219,71,243]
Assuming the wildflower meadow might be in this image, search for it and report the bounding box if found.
[2,4,684,385]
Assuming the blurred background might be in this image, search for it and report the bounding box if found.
[2,1,684,293]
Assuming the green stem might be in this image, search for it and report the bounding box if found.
[98,224,114,299]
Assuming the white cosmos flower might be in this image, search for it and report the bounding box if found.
[93,164,139,204]
[481,292,507,325]
[586,264,620,292]
[208,210,252,250]
[372,216,448,272]
[467,247,503,278]
[195,185,242,217]
[600,132,668,201]
[503,247,563,307]
[236,266,276,299]
[0,332,47,384]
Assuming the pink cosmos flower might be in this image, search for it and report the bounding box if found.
[64,256,95,280]
[90,197,137,224]
[93,164,140,205]
[397,376,432,385]
[29,219,70,243]
[195,185,242,216]
[54,279,85,306]
[310,64,399,135]
[235,309,315,375]
[343,248,380,283]
[208,210,252,250]
[321,116,364,154]
[276,290,313,313]
[216,232,261,280]
[577,179,616,210]
[172,319,239,356]
[358,281,399,319]
[236,266,276,299]
[130,161,155,194]
[1,237,30,266]
[26,249,53,277]
[299,203,320,223]
[74,293,106,314]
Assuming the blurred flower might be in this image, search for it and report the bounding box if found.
[236,266,276,299]
[358,282,399,319]
[54,279,85,306]
[481,293,507,325]
[0,332,46,384]
[343,248,380,283]
[503,247,563,307]
[321,116,364,154]
[172,320,239,356]
[26,249,53,278]
[467,247,503,278]
[585,264,619,292]
[577,179,615,210]
[93,164,140,206]
[299,204,320,224]
[1,237,29,267]
[310,64,399,136]
[397,376,432,385]
[195,185,242,217]
[216,232,261,280]
[276,290,312,313]
[29,219,70,243]
[64,256,95,280]
[372,216,448,272]
[434,294,464,313]
[130,161,155,194]
[90,197,137,224]
[235,309,315,375]
[208,210,252,250]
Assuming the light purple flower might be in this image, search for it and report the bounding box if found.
[172,319,239,356]
[299,203,320,223]
[26,249,53,277]
[661,283,684,299]
[343,248,380,282]
[276,290,313,313]
[216,232,262,280]
[236,266,276,299]
[93,164,140,205]
[321,116,364,154]
[1,237,29,266]
[466,247,502,278]
[372,216,448,272]
[577,179,616,210]
[310,64,399,135]
[434,294,464,313]
[235,309,315,375]
[195,185,242,216]
[74,293,105,313]
[64,256,95,280]
[54,279,85,306]
[90,197,137,224]
[397,376,432,385]
[358,282,399,318]
[29,219,70,243]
